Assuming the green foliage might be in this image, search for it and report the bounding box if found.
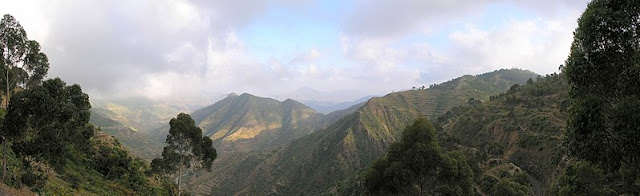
[0,15,168,194]
[491,174,530,196]
[199,69,538,195]
[153,113,217,173]
[0,14,50,108]
[92,142,148,190]
[555,161,613,196]
[19,157,49,191]
[565,0,640,171]
[435,72,569,195]
[0,142,22,187]
[2,78,91,168]
[152,113,217,195]
[29,131,173,195]
[364,117,473,195]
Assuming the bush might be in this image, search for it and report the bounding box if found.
[492,177,529,196]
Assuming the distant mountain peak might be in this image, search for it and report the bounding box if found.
[189,93,326,152]
[196,68,544,194]
[283,98,298,103]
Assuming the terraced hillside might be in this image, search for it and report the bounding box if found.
[191,69,538,195]
[435,73,569,195]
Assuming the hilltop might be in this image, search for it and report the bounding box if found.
[189,93,325,152]
[189,68,539,195]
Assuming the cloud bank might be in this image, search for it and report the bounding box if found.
[0,0,590,105]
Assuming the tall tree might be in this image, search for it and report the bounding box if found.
[2,78,92,167]
[151,113,217,196]
[565,0,640,171]
[364,117,473,195]
[0,14,49,109]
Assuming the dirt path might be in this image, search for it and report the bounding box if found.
[0,183,35,196]
[526,174,543,196]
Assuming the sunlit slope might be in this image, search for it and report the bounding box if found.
[201,68,538,195]
[189,93,326,152]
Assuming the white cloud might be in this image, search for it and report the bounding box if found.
[343,0,495,38]
[446,16,577,75]
[339,0,588,87]
[0,0,591,106]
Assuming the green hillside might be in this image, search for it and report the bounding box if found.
[187,93,325,152]
[184,96,369,194]
[89,111,164,160]
[192,69,538,195]
[38,130,171,195]
[435,73,568,195]
[341,72,569,195]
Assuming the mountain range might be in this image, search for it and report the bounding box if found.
[180,68,539,195]
[91,68,549,195]
[90,97,194,133]
[278,87,376,114]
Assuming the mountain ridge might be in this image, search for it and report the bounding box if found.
[191,68,539,195]
[186,93,326,152]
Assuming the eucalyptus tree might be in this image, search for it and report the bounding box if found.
[0,14,49,109]
[152,113,216,196]
[565,0,640,171]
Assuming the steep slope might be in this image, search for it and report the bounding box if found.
[188,93,325,152]
[89,111,164,160]
[435,73,569,195]
[39,130,171,195]
[185,101,366,194]
[197,69,538,195]
[319,101,367,128]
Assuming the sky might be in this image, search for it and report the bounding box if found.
[0,0,590,105]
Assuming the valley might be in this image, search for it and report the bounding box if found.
[2,1,638,195]
[96,69,543,195]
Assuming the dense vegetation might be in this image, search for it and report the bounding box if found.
[2,0,639,195]
[187,69,537,195]
[434,72,568,195]
[0,77,171,194]
[565,0,640,173]
[562,0,640,194]
[0,14,174,195]
[363,117,473,195]
[0,14,49,109]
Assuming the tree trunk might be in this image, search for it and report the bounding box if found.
[178,154,183,196]
[2,139,5,184]
[5,67,9,109]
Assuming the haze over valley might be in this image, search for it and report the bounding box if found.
[1,0,639,195]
